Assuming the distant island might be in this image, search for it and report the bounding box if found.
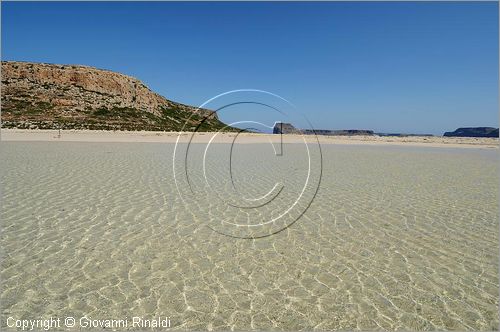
[444,127,499,138]
[1,61,234,131]
[273,122,374,136]
[273,122,432,137]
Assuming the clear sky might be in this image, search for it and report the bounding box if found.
[2,1,498,134]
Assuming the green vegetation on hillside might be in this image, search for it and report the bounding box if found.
[1,103,234,132]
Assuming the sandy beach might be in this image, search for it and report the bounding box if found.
[1,129,498,148]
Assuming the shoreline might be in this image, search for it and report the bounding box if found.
[1,129,498,148]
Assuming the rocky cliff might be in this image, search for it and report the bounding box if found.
[444,127,499,138]
[1,61,230,131]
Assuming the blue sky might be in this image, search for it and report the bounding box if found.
[2,2,498,134]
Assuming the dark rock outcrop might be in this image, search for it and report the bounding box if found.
[273,122,302,134]
[1,61,233,131]
[443,127,499,138]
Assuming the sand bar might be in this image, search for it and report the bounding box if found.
[1,129,498,148]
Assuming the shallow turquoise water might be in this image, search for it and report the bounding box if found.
[1,142,498,330]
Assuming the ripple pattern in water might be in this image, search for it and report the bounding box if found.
[1,142,498,330]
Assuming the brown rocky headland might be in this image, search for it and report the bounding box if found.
[1,61,232,131]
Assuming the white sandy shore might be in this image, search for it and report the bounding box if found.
[1,129,498,148]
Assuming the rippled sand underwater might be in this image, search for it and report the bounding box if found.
[1,141,498,330]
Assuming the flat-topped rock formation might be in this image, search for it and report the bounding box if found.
[376,133,434,137]
[444,127,499,138]
[273,122,374,136]
[1,61,231,131]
